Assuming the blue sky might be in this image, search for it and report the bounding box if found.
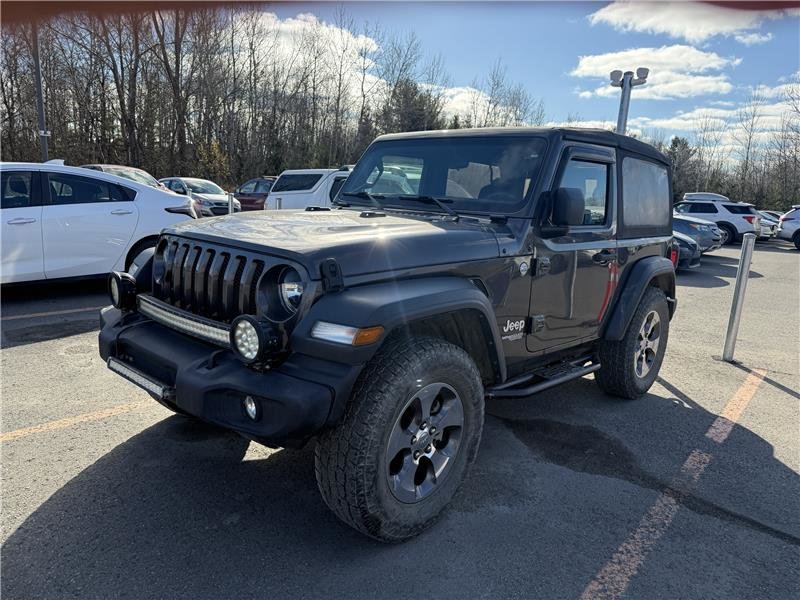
[272,1,799,144]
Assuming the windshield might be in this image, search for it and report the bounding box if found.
[105,166,160,188]
[339,136,547,214]
[185,179,224,194]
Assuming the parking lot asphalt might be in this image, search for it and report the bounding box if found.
[1,241,798,600]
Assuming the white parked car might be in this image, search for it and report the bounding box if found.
[1,162,194,284]
[158,177,241,217]
[266,168,350,210]
[674,192,760,245]
[777,205,800,249]
[756,211,778,240]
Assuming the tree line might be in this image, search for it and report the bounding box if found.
[1,6,798,210]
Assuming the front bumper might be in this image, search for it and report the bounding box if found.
[99,307,361,447]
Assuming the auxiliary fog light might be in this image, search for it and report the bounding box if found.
[243,395,259,421]
[108,271,137,311]
[230,315,265,363]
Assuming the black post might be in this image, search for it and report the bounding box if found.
[31,22,49,162]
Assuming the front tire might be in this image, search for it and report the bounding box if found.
[314,336,484,542]
[595,287,670,399]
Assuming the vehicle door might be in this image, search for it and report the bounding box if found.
[41,171,139,278]
[527,144,617,354]
[1,169,44,283]
[235,179,259,205]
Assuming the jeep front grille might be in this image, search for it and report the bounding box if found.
[152,235,265,323]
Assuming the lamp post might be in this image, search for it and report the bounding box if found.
[610,67,648,135]
[31,21,50,162]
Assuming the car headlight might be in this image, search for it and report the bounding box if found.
[279,267,304,313]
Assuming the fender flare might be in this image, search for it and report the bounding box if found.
[602,256,676,341]
[291,276,506,379]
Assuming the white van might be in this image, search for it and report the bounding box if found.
[266,168,350,210]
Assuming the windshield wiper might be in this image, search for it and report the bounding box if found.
[339,191,386,210]
[397,195,459,219]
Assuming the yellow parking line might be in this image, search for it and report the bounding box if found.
[581,368,766,600]
[0,401,150,442]
[1,306,104,321]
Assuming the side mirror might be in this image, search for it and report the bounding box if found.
[540,187,585,238]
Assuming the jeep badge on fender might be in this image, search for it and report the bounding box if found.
[99,127,676,542]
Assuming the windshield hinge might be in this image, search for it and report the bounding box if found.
[320,258,344,292]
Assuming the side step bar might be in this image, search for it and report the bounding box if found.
[486,359,600,399]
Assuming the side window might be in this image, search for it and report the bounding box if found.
[329,177,347,201]
[46,172,122,205]
[723,204,756,215]
[1,171,34,209]
[689,202,717,214]
[169,180,185,193]
[255,180,273,193]
[239,180,257,193]
[674,203,690,214]
[621,157,671,229]
[558,159,609,226]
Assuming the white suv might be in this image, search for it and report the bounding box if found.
[674,192,760,245]
[777,205,800,249]
[266,168,350,210]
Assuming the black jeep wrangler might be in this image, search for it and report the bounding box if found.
[99,128,676,542]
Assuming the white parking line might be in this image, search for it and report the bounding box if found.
[1,306,104,321]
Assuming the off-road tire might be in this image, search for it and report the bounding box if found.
[595,286,670,399]
[314,336,484,542]
[719,223,737,246]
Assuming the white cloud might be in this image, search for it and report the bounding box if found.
[571,45,739,100]
[589,1,792,44]
[734,32,773,46]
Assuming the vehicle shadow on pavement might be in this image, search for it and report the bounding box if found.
[677,254,763,289]
[3,378,799,600]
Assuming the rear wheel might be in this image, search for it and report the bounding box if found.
[595,287,670,399]
[719,223,736,246]
[793,232,800,250]
[125,238,157,271]
[314,336,484,542]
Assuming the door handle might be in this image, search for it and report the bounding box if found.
[592,249,617,265]
[110,209,133,215]
[7,217,37,225]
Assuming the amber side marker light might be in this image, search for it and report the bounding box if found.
[311,322,385,346]
[353,326,385,346]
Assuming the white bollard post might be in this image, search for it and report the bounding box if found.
[227,191,234,215]
[722,233,756,362]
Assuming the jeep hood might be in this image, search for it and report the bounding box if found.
[166,209,502,278]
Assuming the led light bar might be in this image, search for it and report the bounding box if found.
[108,357,173,400]
[137,295,230,346]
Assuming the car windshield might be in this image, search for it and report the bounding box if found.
[338,136,547,214]
[185,179,224,194]
[105,166,160,188]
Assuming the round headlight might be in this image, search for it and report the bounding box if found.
[107,271,136,310]
[110,277,120,306]
[232,317,262,362]
[279,268,304,313]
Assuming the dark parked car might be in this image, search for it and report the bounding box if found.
[673,231,701,270]
[100,127,676,542]
[673,214,722,253]
[235,176,277,211]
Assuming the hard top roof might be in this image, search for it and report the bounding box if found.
[374,127,669,164]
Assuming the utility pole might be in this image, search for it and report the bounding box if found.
[610,67,649,135]
[32,21,50,162]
